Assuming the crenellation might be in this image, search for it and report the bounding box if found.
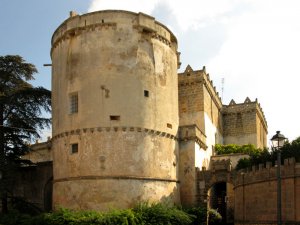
[234,159,300,223]
[235,158,300,187]
[222,98,267,148]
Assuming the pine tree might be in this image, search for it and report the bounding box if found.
[0,55,51,213]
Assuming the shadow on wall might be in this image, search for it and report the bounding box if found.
[160,185,181,206]
[12,162,53,212]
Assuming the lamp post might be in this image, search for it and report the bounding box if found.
[271,131,287,225]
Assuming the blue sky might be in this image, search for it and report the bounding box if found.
[0,0,89,89]
[1,0,300,143]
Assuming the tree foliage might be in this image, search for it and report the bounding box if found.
[0,55,51,213]
[235,137,300,170]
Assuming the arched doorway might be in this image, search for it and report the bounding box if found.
[207,182,234,225]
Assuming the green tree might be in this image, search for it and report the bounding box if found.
[0,55,51,213]
[235,137,300,170]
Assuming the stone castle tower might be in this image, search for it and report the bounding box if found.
[37,10,268,211]
[51,10,180,210]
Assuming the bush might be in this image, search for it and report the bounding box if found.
[0,203,195,225]
[216,137,300,171]
[207,209,222,225]
[133,202,192,225]
[183,207,207,225]
[215,144,261,156]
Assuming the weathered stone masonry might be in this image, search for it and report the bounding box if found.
[16,10,272,217]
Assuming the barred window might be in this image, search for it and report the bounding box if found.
[70,93,78,114]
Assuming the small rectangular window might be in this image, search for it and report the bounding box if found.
[70,143,78,154]
[144,90,149,97]
[70,93,78,114]
[110,115,120,121]
[167,123,172,129]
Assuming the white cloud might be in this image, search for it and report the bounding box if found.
[206,0,300,141]
[88,0,250,31]
[88,0,300,141]
[88,0,159,15]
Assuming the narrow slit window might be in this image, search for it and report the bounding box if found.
[110,115,120,121]
[144,90,149,97]
[70,93,78,114]
[70,143,78,154]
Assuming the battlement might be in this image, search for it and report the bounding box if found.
[222,97,267,131]
[235,157,300,187]
[178,65,222,109]
[51,10,178,58]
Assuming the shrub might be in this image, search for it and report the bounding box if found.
[183,206,207,225]
[0,203,195,225]
[215,144,261,156]
[207,208,222,225]
[133,202,192,225]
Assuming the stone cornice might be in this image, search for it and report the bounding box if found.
[53,175,179,183]
[52,126,177,141]
[178,124,207,150]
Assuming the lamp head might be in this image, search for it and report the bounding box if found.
[271,131,286,150]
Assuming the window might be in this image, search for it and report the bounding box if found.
[167,123,172,129]
[70,143,78,154]
[70,93,78,114]
[144,90,149,97]
[110,115,120,121]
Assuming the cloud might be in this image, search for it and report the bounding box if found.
[206,0,300,140]
[88,0,300,141]
[88,0,159,15]
[88,0,251,31]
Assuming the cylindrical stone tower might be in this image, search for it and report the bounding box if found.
[51,10,180,210]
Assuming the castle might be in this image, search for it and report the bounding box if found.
[18,9,295,222]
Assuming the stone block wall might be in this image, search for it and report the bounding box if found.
[222,98,267,148]
[234,158,300,225]
[178,65,222,134]
[22,141,52,163]
[13,162,53,211]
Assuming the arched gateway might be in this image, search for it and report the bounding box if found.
[197,159,236,224]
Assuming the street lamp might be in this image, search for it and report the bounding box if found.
[271,131,287,225]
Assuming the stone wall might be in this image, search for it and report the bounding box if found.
[22,141,52,163]
[13,162,53,211]
[222,98,267,148]
[234,158,300,225]
[178,65,222,133]
[52,128,179,210]
[51,10,180,210]
[211,153,249,169]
